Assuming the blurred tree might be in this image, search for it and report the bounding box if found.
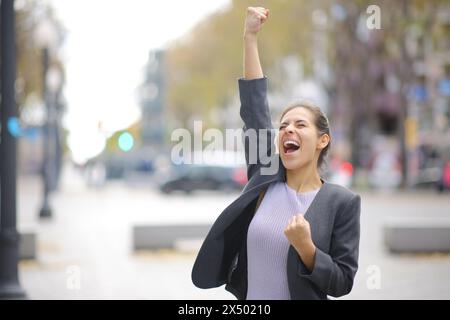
[15,0,65,114]
[165,0,319,129]
[328,0,443,187]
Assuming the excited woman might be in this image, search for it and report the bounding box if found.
[192,6,361,300]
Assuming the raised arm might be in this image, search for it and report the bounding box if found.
[239,7,277,180]
[243,7,269,79]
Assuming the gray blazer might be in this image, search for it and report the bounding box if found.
[192,77,361,300]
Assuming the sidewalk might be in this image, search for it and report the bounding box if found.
[18,166,235,299]
[17,166,450,299]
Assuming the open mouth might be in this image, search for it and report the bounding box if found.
[283,140,300,155]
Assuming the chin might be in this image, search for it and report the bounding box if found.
[280,156,303,171]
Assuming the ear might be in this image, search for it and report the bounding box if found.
[317,134,330,151]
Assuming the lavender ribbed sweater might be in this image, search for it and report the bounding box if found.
[246,181,320,300]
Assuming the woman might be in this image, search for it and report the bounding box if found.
[192,6,361,300]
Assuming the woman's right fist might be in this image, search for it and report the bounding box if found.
[244,7,269,36]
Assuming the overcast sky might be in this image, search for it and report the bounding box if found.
[48,0,230,163]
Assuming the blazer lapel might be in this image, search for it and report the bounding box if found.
[303,182,329,246]
[211,163,286,237]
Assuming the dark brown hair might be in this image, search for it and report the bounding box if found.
[279,101,331,168]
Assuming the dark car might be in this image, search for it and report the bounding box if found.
[159,164,247,194]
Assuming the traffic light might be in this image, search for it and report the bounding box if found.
[117,131,134,152]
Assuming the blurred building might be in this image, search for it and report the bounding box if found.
[140,49,166,152]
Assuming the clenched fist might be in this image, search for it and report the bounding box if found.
[284,213,316,271]
[284,213,313,250]
[244,6,269,36]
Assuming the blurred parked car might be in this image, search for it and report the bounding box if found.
[84,150,156,186]
[437,161,450,192]
[159,164,247,194]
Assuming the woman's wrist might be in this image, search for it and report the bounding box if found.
[243,31,258,41]
[295,240,317,272]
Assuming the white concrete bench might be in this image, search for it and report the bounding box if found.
[384,218,450,253]
[133,224,211,250]
[19,231,36,260]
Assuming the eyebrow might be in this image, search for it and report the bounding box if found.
[280,119,309,125]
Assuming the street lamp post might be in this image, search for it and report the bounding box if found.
[35,19,59,219]
[0,0,27,298]
[39,46,52,218]
[46,66,63,193]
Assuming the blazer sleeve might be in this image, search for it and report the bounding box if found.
[297,194,361,297]
[238,77,275,180]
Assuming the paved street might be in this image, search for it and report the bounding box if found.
[18,166,450,299]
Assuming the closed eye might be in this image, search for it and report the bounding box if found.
[279,121,307,130]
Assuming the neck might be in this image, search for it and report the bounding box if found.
[286,162,322,193]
